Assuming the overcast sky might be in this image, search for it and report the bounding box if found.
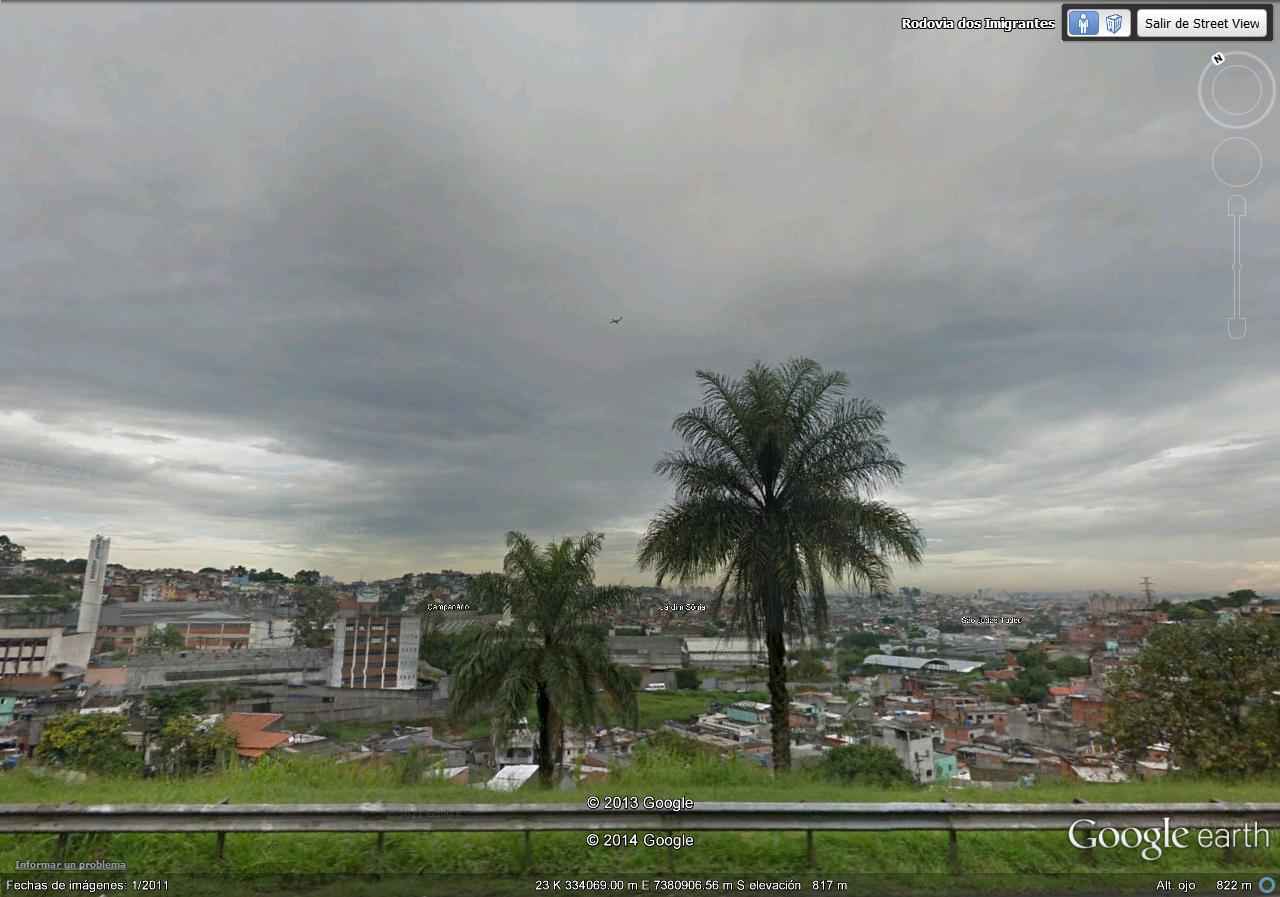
[2,3,1277,595]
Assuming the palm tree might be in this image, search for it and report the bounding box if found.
[214,686,242,716]
[637,359,924,771]
[450,531,639,787]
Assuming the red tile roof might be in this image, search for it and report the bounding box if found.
[225,712,291,758]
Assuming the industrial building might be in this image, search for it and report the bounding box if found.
[861,654,984,676]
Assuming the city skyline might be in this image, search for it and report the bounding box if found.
[3,4,1279,592]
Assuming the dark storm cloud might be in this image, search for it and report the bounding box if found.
[2,3,1277,591]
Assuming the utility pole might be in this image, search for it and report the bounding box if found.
[1140,577,1155,605]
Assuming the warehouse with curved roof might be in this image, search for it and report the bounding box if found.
[862,654,984,675]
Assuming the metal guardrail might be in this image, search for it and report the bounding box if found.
[6,800,1280,833]
[7,801,1279,870]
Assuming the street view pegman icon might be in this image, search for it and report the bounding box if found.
[1068,9,1100,36]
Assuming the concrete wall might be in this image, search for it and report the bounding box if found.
[113,647,331,692]
[231,682,449,726]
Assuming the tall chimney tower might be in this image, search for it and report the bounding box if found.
[76,534,111,635]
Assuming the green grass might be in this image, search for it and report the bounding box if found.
[3,755,1278,892]
[624,690,768,730]
[6,751,1280,805]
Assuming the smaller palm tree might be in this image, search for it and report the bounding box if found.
[450,531,639,787]
[214,686,242,716]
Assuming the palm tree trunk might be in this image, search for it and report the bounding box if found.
[765,624,791,773]
[536,683,554,788]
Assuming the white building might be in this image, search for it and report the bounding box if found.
[683,636,816,670]
[248,618,295,648]
[75,535,110,636]
[0,627,96,677]
[872,717,937,784]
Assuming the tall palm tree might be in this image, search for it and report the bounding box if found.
[450,531,639,787]
[637,359,924,771]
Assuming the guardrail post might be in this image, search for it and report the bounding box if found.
[1211,799,1235,863]
[806,830,815,868]
[666,832,676,873]
[55,832,68,861]
[1073,797,1094,865]
[520,830,531,874]
[942,797,960,872]
[376,831,385,854]
[215,831,226,861]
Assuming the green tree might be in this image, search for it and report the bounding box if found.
[816,743,915,787]
[145,687,209,734]
[450,531,639,787]
[1009,666,1051,704]
[1104,618,1280,777]
[250,567,288,583]
[292,586,338,648]
[1169,603,1209,622]
[1015,646,1048,668]
[293,569,321,586]
[463,574,509,615]
[15,587,78,614]
[0,535,24,566]
[1051,655,1091,679]
[214,686,243,714]
[36,713,142,775]
[675,668,702,690]
[26,557,87,576]
[144,627,186,649]
[837,650,869,675]
[637,360,924,771]
[154,716,238,775]
[418,618,467,673]
[839,630,883,650]
[1222,589,1261,607]
[790,651,827,680]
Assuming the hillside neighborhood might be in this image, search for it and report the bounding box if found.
[4,533,1274,790]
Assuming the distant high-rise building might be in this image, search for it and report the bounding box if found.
[76,535,111,635]
[1088,592,1151,616]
